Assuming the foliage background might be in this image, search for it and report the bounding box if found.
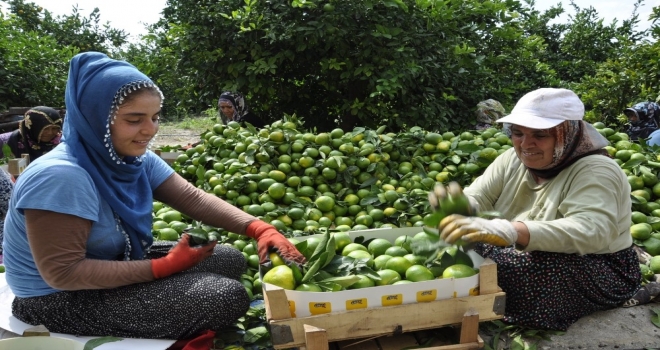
[1,0,659,132]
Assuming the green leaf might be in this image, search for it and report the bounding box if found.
[83,336,123,350]
[652,308,660,328]
[302,255,324,283]
[243,326,269,343]
[510,335,526,350]
[308,231,331,263]
[318,275,361,288]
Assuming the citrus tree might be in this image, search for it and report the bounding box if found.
[0,11,74,110]
[151,0,556,132]
[2,0,129,53]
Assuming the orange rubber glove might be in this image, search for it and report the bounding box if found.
[151,234,217,279]
[245,220,306,265]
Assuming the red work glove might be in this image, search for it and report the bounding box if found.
[245,220,306,265]
[151,234,217,279]
[168,330,216,350]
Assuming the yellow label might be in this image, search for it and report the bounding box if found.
[416,289,437,302]
[288,300,296,317]
[469,287,479,296]
[346,298,368,310]
[381,294,402,306]
[309,302,332,315]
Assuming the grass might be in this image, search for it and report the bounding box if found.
[159,109,218,134]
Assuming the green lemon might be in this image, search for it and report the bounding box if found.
[262,265,295,290]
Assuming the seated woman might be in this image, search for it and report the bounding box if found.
[624,102,660,141]
[0,106,63,161]
[4,52,304,342]
[0,106,62,161]
[217,91,265,128]
[475,99,506,131]
[433,88,641,331]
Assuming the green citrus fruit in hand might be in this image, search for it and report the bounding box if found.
[262,265,295,290]
[269,252,287,267]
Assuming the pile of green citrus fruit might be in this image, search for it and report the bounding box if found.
[168,116,510,238]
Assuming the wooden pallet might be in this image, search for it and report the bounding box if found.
[264,258,505,350]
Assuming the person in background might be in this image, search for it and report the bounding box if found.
[647,127,660,147]
[623,102,660,141]
[217,91,265,128]
[3,52,304,343]
[475,99,506,130]
[0,106,62,161]
[431,88,641,331]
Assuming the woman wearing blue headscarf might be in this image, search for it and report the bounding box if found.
[2,52,304,340]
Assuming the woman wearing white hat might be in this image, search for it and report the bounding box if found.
[431,88,642,331]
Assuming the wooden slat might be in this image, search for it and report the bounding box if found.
[478,258,500,295]
[304,324,329,350]
[458,308,479,344]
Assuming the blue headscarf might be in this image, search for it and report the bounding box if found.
[63,52,160,260]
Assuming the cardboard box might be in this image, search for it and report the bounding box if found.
[263,227,483,318]
[154,150,183,165]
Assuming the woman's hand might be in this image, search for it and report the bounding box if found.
[151,234,217,279]
[440,214,518,246]
[428,182,478,216]
[245,220,306,265]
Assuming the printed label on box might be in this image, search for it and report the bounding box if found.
[416,289,437,302]
[309,302,332,315]
[381,294,402,306]
[289,300,296,318]
[346,298,368,310]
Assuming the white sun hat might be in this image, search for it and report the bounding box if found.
[496,88,584,129]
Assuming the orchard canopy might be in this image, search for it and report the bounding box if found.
[1,0,660,132]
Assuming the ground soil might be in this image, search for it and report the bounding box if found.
[152,127,205,149]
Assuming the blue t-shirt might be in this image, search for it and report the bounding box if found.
[3,143,174,297]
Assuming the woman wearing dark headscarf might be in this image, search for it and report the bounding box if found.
[623,101,660,141]
[475,99,506,130]
[0,106,62,161]
[217,91,265,128]
[3,52,304,341]
[430,88,641,331]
